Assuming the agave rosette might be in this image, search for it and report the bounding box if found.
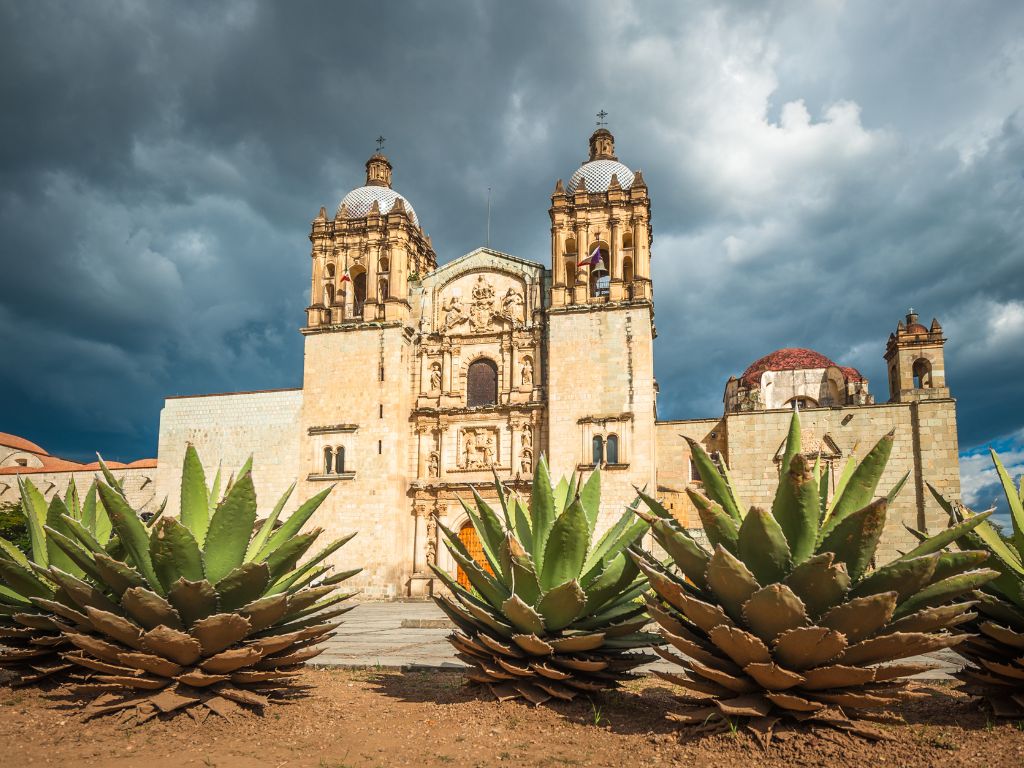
[432,459,658,705]
[925,450,1024,716]
[20,446,359,722]
[632,412,997,741]
[0,467,151,685]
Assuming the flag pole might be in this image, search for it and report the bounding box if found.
[486,186,492,248]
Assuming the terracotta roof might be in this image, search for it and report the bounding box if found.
[740,348,864,387]
[0,457,157,476]
[0,432,49,456]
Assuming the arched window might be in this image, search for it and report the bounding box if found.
[913,359,932,389]
[590,267,610,298]
[378,277,389,302]
[786,396,818,410]
[622,255,634,283]
[592,435,604,465]
[335,446,345,474]
[889,366,898,397]
[323,446,334,475]
[606,434,619,464]
[323,283,335,307]
[325,263,336,279]
[622,232,633,250]
[379,257,390,274]
[467,358,498,407]
[352,268,367,316]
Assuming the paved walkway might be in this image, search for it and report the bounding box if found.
[315,602,962,680]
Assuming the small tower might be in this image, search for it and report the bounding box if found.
[884,309,949,402]
[549,127,652,307]
[305,149,436,328]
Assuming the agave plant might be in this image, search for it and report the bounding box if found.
[632,412,997,741]
[0,467,140,685]
[925,450,1024,716]
[431,459,658,705]
[9,445,359,723]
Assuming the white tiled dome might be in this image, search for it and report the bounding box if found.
[338,186,419,227]
[567,159,635,193]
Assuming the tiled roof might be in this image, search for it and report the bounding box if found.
[0,457,157,476]
[740,348,864,387]
[0,432,49,456]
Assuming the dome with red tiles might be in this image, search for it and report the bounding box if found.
[740,348,864,387]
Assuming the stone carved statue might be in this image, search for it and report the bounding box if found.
[472,275,495,302]
[469,276,498,332]
[520,448,533,476]
[428,451,440,478]
[521,358,534,387]
[501,288,525,325]
[425,513,438,567]
[521,425,533,450]
[429,362,442,392]
[442,296,467,330]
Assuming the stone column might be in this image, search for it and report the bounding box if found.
[610,218,621,279]
[442,344,453,393]
[575,223,587,284]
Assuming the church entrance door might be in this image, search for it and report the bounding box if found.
[456,521,493,589]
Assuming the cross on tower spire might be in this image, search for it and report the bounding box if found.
[375,135,386,153]
[596,110,608,127]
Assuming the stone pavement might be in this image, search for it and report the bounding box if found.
[315,602,962,680]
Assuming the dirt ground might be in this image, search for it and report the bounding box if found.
[1,668,1023,768]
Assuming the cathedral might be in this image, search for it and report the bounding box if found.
[2,128,962,599]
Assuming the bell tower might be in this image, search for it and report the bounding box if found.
[549,127,652,307]
[545,121,657,533]
[884,309,949,402]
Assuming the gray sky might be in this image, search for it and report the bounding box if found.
[1,0,1022,511]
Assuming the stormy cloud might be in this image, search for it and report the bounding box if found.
[1,1,1022,513]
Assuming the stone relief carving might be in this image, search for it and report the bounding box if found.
[469,275,497,332]
[425,512,438,567]
[501,287,525,326]
[461,427,498,469]
[442,295,467,330]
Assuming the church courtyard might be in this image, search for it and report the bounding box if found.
[1,665,1021,768]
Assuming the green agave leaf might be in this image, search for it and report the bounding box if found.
[207,463,223,518]
[60,513,105,555]
[929,483,1024,575]
[553,475,570,519]
[501,594,546,635]
[491,466,512,529]
[574,593,647,630]
[737,506,792,585]
[166,578,217,627]
[818,461,830,522]
[511,495,532,551]
[0,535,31,569]
[686,487,738,554]
[45,495,82,577]
[149,517,205,592]
[265,529,321,582]
[849,553,939,603]
[718,458,748,523]
[216,561,271,611]
[180,444,209,545]
[95,455,126,497]
[583,501,643,578]
[886,471,911,505]
[820,430,894,540]
[992,449,1024,553]
[429,564,502,618]
[529,456,556,569]
[465,486,506,579]
[772,453,819,564]
[256,485,333,562]
[826,450,859,516]
[93,552,146,597]
[18,478,48,567]
[40,526,99,583]
[540,497,590,590]
[579,470,601,534]
[96,480,162,593]
[536,579,586,631]
[684,436,742,523]
[442,542,510,611]
[64,477,81,519]
[900,507,995,560]
[705,544,760,623]
[892,568,999,620]
[777,411,802,482]
[510,551,542,606]
[783,552,850,618]
[244,481,294,562]
[819,498,888,582]
[648,517,710,589]
[582,552,639,615]
[81,482,98,534]
[0,557,52,601]
[203,472,258,584]
[268,532,356,595]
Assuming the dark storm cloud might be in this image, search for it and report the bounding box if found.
[1,1,1023,503]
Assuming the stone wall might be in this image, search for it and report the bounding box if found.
[0,466,159,512]
[655,398,960,562]
[155,388,303,519]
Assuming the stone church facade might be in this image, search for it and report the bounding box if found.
[110,128,958,597]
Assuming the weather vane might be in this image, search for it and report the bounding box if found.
[376,135,386,152]
[596,110,608,126]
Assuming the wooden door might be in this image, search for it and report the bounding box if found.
[457,522,493,589]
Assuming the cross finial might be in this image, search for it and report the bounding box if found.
[375,135,386,152]
[596,110,608,126]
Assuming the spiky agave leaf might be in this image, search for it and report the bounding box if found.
[0,477,124,685]
[29,446,359,724]
[433,456,657,705]
[928,450,1024,716]
[635,411,997,742]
